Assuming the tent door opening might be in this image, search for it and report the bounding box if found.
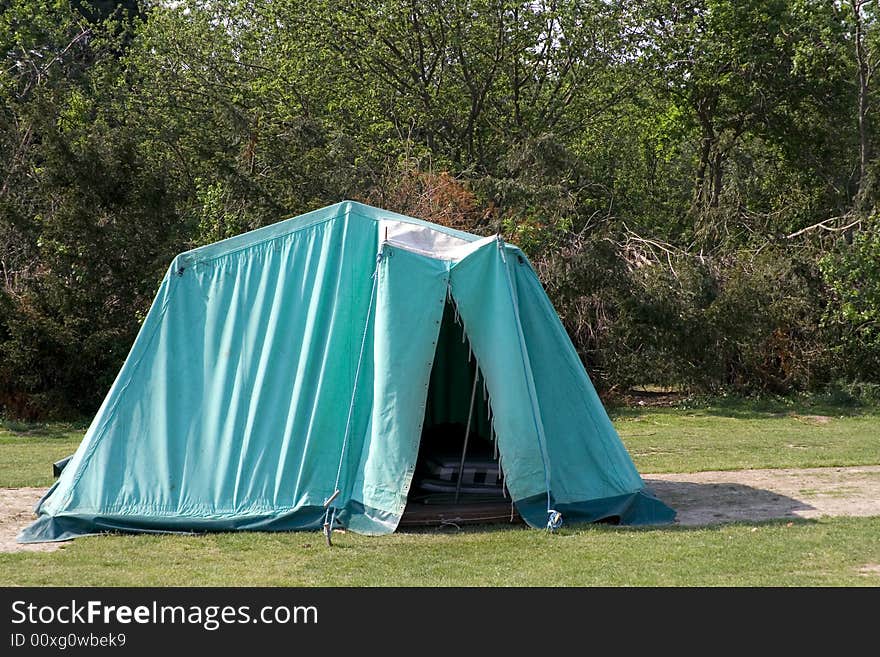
[401,296,520,527]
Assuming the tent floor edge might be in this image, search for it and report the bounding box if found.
[515,489,677,529]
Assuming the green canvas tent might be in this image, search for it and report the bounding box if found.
[19,201,674,543]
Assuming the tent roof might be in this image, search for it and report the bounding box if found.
[175,200,484,270]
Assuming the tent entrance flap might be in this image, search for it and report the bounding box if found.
[401,298,518,527]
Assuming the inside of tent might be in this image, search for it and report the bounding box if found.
[401,296,519,527]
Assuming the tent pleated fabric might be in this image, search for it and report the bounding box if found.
[19,201,674,543]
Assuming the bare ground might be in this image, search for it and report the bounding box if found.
[1,488,62,553]
[2,465,880,552]
[645,465,880,525]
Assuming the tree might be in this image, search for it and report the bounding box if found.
[638,0,850,238]
[820,214,880,380]
[848,1,880,206]
[0,1,184,416]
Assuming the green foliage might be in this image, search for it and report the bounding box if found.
[697,249,829,392]
[820,215,880,380]
[0,1,184,416]
[637,0,851,236]
[1,0,880,417]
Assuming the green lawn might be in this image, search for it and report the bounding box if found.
[2,518,879,586]
[612,401,880,474]
[0,419,86,487]
[2,399,879,586]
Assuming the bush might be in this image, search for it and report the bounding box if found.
[819,215,880,383]
[532,233,834,396]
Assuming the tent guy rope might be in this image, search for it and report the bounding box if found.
[324,248,383,546]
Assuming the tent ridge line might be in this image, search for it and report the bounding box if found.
[180,205,479,269]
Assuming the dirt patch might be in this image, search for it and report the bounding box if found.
[0,488,62,553]
[791,414,833,426]
[2,466,880,551]
[602,388,686,408]
[646,465,880,525]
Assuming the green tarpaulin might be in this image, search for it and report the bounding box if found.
[19,201,674,542]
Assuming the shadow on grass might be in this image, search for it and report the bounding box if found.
[395,479,822,536]
[609,398,876,421]
[395,516,528,536]
[38,512,821,548]
[0,419,88,439]
[643,478,816,526]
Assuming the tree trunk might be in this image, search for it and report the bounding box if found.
[693,97,718,212]
[854,0,872,202]
[694,135,711,208]
[710,149,724,208]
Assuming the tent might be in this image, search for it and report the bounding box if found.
[19,201,674,543]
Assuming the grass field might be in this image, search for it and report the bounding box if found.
[1,399,878,586]
[2,518,879,586]
[612,400,880,473]
[0,420,86,488]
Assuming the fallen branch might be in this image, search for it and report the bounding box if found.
[785,216,862,239]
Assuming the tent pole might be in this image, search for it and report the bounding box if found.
[454,368,480,504]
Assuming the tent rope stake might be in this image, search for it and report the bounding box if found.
[323,248,383,546]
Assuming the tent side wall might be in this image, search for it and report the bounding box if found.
[20,206,389,541]
[446,244,553,508]
[341,246,449,534]
[449,243,674,528]
[19,261,182,541]
[505,247,675,525]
